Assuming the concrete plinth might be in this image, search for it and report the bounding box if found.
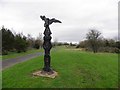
[33,70,58,78]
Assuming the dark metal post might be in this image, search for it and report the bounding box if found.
[40,16,61,73]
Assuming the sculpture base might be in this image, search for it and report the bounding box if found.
[33,70,58,78]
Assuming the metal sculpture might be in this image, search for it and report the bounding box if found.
[40,15,61,73]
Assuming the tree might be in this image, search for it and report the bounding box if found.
[1,26,15,55]
[79,40,88,48]
[34,40,40,49]
[70,42,72,46]
[34,33,43,49]
[86,29,101,53]
[27,34,35,48]
[37,33,43,48]
[116,41,120,49]
[108,39,116,47]
[14,33,28,53]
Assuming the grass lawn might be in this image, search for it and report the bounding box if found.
[2,49,43,60]
[2,46,118,88]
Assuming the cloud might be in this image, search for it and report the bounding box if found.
[0,0,118,43]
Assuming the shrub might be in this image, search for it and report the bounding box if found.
[2,50,8,55]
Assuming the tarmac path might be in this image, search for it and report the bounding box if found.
[2,52,43,70]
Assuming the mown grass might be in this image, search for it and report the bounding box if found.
[2,46,118,88]
[2,49,43,60]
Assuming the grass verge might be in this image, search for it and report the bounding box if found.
[2,47,118,88]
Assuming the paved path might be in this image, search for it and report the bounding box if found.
[2,52,43,70]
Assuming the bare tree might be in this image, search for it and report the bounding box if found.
[34,33,43,49]
[27,34,35,48]
[86,29,101,53]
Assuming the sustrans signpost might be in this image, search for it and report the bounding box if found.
[40,15,61,75]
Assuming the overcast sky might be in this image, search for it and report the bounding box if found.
[0,0,119,43]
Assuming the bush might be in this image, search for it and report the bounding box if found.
[34,40,40,49]
[2,50,8,55]
[114,48,120,53]
[34,43,40,49]
[76,45,80,48]
[98,47,120,53]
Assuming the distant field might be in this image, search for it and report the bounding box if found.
[2,46,118,88]
[2,49,43,60]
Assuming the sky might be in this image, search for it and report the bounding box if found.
[0,0,119,43]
